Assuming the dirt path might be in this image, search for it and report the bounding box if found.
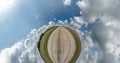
[47,27,76,63]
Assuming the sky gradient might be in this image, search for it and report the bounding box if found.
[0,0,80,50]
[0,0,120,63]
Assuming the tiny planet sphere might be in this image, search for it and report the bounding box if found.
[37,26,81,63]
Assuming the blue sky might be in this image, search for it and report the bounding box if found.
[0,0,80,50]
[0,0,120,63]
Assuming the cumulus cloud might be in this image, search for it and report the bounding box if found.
[77,0,120,23]
[0,22,51,63]
[92,17,120,63]
[1,0,120,63]
[0,42,23,63]
[63,0,72,6]
[76,32,99,63]
[76,0,120,63]
[0,21,89,63]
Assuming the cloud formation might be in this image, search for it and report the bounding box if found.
[0,0,120,63]
[63,0,72,6]
[0,42,23,63]
[76,0,120,63]
[92,17,120,63]
[77,0,120,23]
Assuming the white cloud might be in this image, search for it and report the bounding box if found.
[1,0,120,63]
[0,42,23,63]
[74,16,86,25]
[70,20,81,29]
[0,21,86,63]
[69,16,85,29]
[0,19,98,63]
[63,0,72,6]
[77,0,120,23]
[0,23,49,63]
[92,17,120,63]
[76,32,99,63]
[76,0,120,63]
[48,21,55,26]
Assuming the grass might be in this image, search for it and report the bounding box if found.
[37,26,81,63]
[38,26,58,63]
[64,27,81,63]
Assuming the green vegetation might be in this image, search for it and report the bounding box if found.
[65,27,81,63]
[38,26,58,63]
[37,26,81,63]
